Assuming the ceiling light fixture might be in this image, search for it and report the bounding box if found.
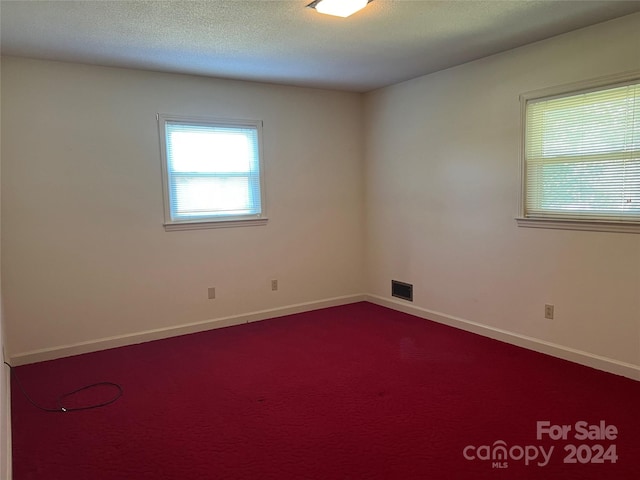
[307,0,373,18]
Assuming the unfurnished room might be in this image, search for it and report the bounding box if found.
[0,1,639,479]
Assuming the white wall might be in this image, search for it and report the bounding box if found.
[0,73,11,478]
[364,13,640,372]
[2,14,639,381]
[1,57,365,359]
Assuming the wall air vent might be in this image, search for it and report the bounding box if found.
[391,280,413,302]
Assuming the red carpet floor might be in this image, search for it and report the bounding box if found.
[10,302,640,479]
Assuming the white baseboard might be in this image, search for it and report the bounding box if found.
[366,294,640,382]
[9,293,639,383]
[9,294,367,366]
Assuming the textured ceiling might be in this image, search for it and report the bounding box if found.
[1,0,639,92]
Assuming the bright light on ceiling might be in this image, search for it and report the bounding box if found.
[308,0,372,18]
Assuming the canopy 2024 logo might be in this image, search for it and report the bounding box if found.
[463,421,618,469]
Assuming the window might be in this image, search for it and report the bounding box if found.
[158,114,267,230]
[518,73,640,233]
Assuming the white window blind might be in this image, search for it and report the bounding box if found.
[158,115,266,230]
[523,79,640,226]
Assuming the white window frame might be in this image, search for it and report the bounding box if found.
[158,114,268,231]
[516,71,640,234]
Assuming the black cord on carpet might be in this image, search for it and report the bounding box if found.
[3,361,123,412]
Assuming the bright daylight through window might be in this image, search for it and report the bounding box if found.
[518,74,639,233]
[158,115,266,231]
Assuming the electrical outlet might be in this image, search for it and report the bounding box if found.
[545,304,554,319]
[271,279,278,291]
[208,287,216,300]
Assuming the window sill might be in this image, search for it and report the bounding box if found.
[516,217,640,234]
[164,218,269,231]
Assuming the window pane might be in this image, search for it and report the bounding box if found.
[160,118,264,224]
[524,79,640,222]
[167,125,258,173]
[170,175,257,218]
[532,158,640,215]
[528,85,638,159]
